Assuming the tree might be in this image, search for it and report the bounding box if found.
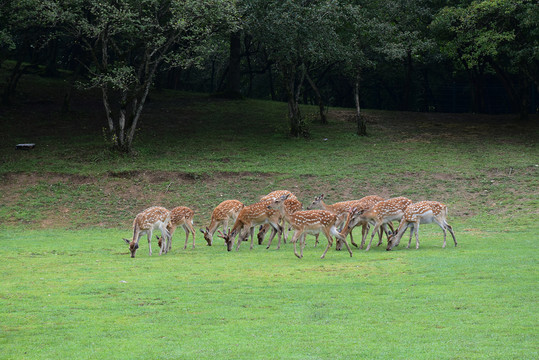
[0,0,54,105]
[46,0,238,152]
[244,0,345,137]
[431,0,537,117]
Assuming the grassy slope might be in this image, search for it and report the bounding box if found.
[0,71,538,359]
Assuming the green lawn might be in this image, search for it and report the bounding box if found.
[0,73,537,359]
[0,225,536,359]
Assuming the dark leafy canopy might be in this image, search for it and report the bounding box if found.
[42,0,239,152]
[431,0,538,116]
[243,0,348,137]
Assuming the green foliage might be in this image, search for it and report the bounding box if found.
[431,0,526,69]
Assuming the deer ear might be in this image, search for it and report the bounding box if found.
[123,238,130,244]
[199,228,205,234]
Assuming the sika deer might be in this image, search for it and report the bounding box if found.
[386,201,457,251]
[257,190,298,246]
[308,194,384,248]
[336,195,393,250]
[217,197,283,251]
[258,193,303,248]
[123,206,171,258]
[200,200,244,246]
[351,196,412,251]
[156,206,196,251]
[268,195,352,259]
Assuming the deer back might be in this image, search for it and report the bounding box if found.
[364,196,412,221]
[135,206,171,230]
[212,200,244,220]
[169,206,194,226]
[289,210,337,229]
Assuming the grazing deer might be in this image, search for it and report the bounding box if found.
[308,194,384,248]
[156,206,196,251]
[200,200,244,246]
[386,201,457,251]
[257,190,298,246]
[351,196,412,251]
[268,195,352,259]
[336,195,392,250]
[123,206,171,258]
[217,197,283,251]
[258,194,303,248]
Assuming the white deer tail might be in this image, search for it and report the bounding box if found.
[330,226,344,240]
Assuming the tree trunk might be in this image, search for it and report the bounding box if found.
[306,72,327,124]
[354,75,367,136]
[282,64,308,138]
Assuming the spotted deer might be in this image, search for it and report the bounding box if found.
[386,201,457,251]
[156,206,196,252]
[258,193,303,249]
[257,190,298,246]
[200,200,244,246]
[336,195,393,250]
[351,196,413,251]
[307,194,384,248]
[217,197,282,251]
[268,195,352,259]
[123,206,171,258]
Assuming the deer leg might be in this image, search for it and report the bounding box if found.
[186,221,196,249]
[265,225,278,249]
[349,228,359,248]
[235,227,245,251]
[291,230,303,259]
[376,225,384,246]
[258,224,269,245]
[148,230,154,256]
[414,222,421,249]
[360,224,370,249]
[249,227,256,250]
[320,229,334,259]
[406,224,414,249]
[336,231,353,257]
[365,223,381,251]
[446,223,457,247]
[300,234,306,258]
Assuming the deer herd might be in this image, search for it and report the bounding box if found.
[123,190,457,258]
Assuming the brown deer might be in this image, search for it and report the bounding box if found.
[307,194,384,248]
[349,196,413,251]
[336,195,392,250]
[156,206,196,251]
[200,200,244,246]
[386,201,457,251]
[217,197,283,251]
[123,206,171,258]
[257,190,298,246]
[258,192,303,248]
[268,195,352,259]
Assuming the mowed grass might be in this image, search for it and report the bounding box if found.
[0,225,536,359]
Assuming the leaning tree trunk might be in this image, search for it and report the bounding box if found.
[306,72,327,124]
[354,74,367,136]
[282,64,308,138]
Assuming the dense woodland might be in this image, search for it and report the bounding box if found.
[1,0,537,151]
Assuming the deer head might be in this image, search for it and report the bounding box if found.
[123,238,139,258]
[306,194,324,210]
[200,227,212,246]
[217,229,234,251]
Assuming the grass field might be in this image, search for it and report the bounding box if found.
[0,70,538,359]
